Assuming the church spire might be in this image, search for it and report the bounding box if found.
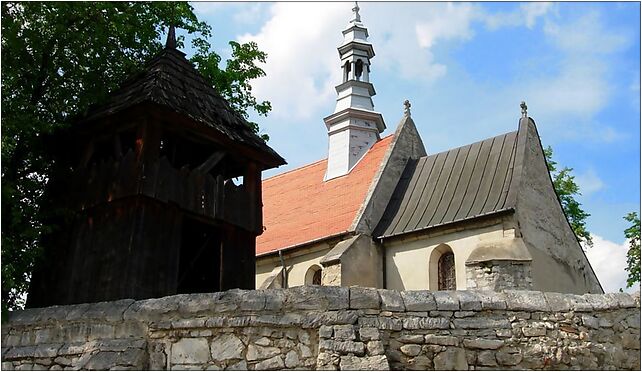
[165,25,177,49]
[323,3,386,180]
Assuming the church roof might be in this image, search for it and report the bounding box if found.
[257,135,394,255]
[80,46,285,168]
[375,129,521,239]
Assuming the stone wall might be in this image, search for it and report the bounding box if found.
[465,261,533,291]
[2,287,639,370]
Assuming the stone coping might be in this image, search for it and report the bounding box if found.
[5,288,640,327]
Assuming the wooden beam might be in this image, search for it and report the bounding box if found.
[195,151,226,174]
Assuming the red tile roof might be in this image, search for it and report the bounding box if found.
[257,135,394,255]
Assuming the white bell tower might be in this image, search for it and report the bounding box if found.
[324,2,386,180]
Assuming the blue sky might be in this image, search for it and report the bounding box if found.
[184,1,640,292]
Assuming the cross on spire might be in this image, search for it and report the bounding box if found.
[351,1,361,23]
[404,100,412,117]
[520,101,528,118]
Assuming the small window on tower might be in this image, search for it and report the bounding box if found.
[355,60,363,81]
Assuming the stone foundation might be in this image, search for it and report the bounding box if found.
[2,288,640,370]
[466,261,533,291]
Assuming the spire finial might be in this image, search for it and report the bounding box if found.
[165,25,176,49]
[403,100,411,117]
[351,1,361,23]
[520,101,528,118]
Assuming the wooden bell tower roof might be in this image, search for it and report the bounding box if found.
[79,26,285,170]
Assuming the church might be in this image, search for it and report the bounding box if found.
[255,3,603,295]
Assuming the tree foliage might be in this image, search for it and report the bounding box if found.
[543,146,593,248]
[1,2,271,312]
[623,212,641,288]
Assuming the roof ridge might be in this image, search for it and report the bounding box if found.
[426,129,517,159]
[263,134,394,183]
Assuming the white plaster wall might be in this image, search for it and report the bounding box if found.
[384,224,507,290]
[326,128,350,179]
[255,243,331,288]
[348,129,377,170]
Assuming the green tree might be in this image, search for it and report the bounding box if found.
[543,146,593,248]
[1,2,271,312]
[623,212,640,288]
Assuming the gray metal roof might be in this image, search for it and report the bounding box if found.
[375,130,520,238]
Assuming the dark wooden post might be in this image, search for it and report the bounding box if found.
[245,161,262,234]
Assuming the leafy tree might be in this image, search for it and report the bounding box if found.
[543,146,593,248]
[1,2,271,312]
[623,212,640,288]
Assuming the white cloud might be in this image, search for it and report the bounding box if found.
[236,2,350,120]
[585,234,637,293]
[543,12,629,55]
[575,169,605,196]
[414,3,477,49]
[482,2,553,30]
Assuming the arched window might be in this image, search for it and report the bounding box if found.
[438,252,456,290]
[305,265,323,286]
[429,244,457,290]
[355,60,363,81]
[343,61,351,82]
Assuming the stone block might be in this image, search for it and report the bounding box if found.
[366,341,385,356]
[504,290,549,312]
[82,299,135,322]
[543,292,572,312]
[84,351,120,370]
[333,325,356,341]
[462,338,504,350]
[350,288,381,309]
[453,318,510,329]
[581,315,599,329]
[247,344,280,361]
[607,293,638,308]
[400,291,436,311]
[477,350,497,366]
[358,327,379,341]
[339,355,389,371]
[626,313,641,329]
[239,291,266,311]
[424,335,458,346]
[476,291,507,310]
[402,317,449,330]
[171,318,206,329]
[32,344,62,358]
[400,344,422,357]
[433,292,459,311]
[397,334,424,344]
[583,294,617,311]
[454,311,475,318]
[433,347,468,370]
[123,295,181,321]
[454,291,482,311]
[522,327,546,337]
[262,289,286,311]
[254,355,284,370]
[299,344,313,358]
[319,326,333,339]
[284,286,349,311]
[226,360,247,370]
[378,289,405,312]
[320,340,365,356]
[209,334,244,361]
[285,350,300,368]
[4,346,37,359]
[254,337,271,346]
[496,350,522,366]
[171,338,210,365]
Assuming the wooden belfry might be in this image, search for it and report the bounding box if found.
[27,27,285,307]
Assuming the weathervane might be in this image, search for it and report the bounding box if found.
[520,101,528,118]
[403,99,411,117]
[352,1,361,23]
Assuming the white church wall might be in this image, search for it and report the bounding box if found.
[383,221,510,291]
[255,242,332,289]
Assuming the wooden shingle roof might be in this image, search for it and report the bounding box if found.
[375,130,521,238]
[80,47,285,168]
